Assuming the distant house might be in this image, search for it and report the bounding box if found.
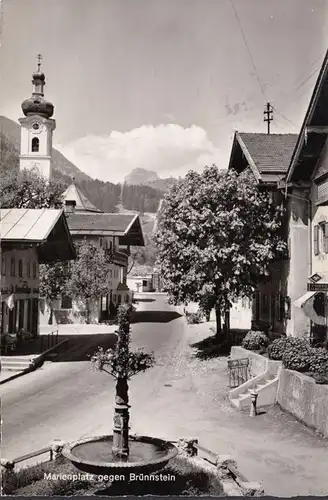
[228,132,298,334]
[0,208,75,338]
[127,275,154,293]
[45,183,145,323]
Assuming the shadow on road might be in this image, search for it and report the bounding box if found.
[134,298,156,303]
[51,334,117,362]
[190,329,248,360]
[131,310,182,324]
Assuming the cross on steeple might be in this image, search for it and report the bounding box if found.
[37,53,43,71]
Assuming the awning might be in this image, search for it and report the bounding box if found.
[294,291,327,325]
[294,291,316,308]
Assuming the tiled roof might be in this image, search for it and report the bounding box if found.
[62,183,102,213]
[239,133,298,173]
[67,213,137,235]
[0,208,64,241]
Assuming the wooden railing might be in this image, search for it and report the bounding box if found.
[13,446,54,465]
[40,330,59,351]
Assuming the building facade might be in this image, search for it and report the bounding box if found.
[228,132,298,335]
[1,209,75,338]
[285,50,328,344]
[228,49,328,342]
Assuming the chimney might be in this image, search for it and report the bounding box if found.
[64,200,76,215]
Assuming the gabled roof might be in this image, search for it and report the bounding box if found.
[286,50,328,183]
[62,183,102,213]
[228,132,298,183]
[67,213,145,246]
[1,208,64,241]
[0,208,75,262]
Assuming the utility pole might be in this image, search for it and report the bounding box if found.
[263,102,273,134]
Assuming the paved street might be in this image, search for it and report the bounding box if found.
[1,293,328,496]
[0,293,186,460]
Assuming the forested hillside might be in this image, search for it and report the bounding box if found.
[0,116,164,213]
[122,183,162,213]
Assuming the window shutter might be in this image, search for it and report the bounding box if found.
[314,225,319,255]
[324,223,328,253]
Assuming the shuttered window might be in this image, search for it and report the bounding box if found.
[323,223,328,253]
[314,225,320,255]
[317,178,328,203]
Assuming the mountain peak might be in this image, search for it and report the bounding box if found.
[124,168,159,185]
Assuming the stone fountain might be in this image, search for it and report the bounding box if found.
[62,304,177,477]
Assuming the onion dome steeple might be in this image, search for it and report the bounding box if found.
[21,54,54,119]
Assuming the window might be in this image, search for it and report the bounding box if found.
[26,261,31,278]
[109,269,113,278]
[314,223,328,255]
[314,225,319,255]
[316,177,328,204]
[61,296,72,309]
[99,238,103,248]
[18,260,23,278]
[31,137,39,152]
[32,262,37,279]
[11,257,15,276]
[278,295,290,322]
[320,222,328,253]
[1,255,6,276]
[101,296,108,311]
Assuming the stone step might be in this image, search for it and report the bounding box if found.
[1,356,34,372]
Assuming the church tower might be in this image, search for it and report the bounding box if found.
[19,55,56,181]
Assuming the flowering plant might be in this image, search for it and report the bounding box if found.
[90,304,155,379]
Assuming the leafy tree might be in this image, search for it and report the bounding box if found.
[0,168,64,209]
[39,262,69,324]
[155,166,286,337]
[64,240,113,323]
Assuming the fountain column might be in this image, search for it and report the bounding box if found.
[112,377,130,458]
[112,323,130,458]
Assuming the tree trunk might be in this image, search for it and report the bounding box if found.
[85,298,90,324]
[224,308,230,338]
[215,304,222,336]
[112,376,130,459]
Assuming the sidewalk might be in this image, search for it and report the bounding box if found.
[131,319,328,497]
[40,323,118,335]
[1,324,118,385]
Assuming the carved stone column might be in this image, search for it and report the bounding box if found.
[112,377,130,458]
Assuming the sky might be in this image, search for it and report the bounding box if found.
[1,0,328,183]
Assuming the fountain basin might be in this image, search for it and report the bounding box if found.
[62,434,178,476]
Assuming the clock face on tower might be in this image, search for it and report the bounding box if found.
[30,120,43,133]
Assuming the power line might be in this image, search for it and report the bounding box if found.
[270,105,299,130]
[228,0,267,100]
[294,65,320,92]
[291,52,325,87]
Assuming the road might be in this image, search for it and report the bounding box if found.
[0,293,186,461]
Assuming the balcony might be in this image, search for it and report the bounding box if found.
[112,250,129,267]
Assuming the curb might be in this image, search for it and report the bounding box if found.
[0,365,36,385]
